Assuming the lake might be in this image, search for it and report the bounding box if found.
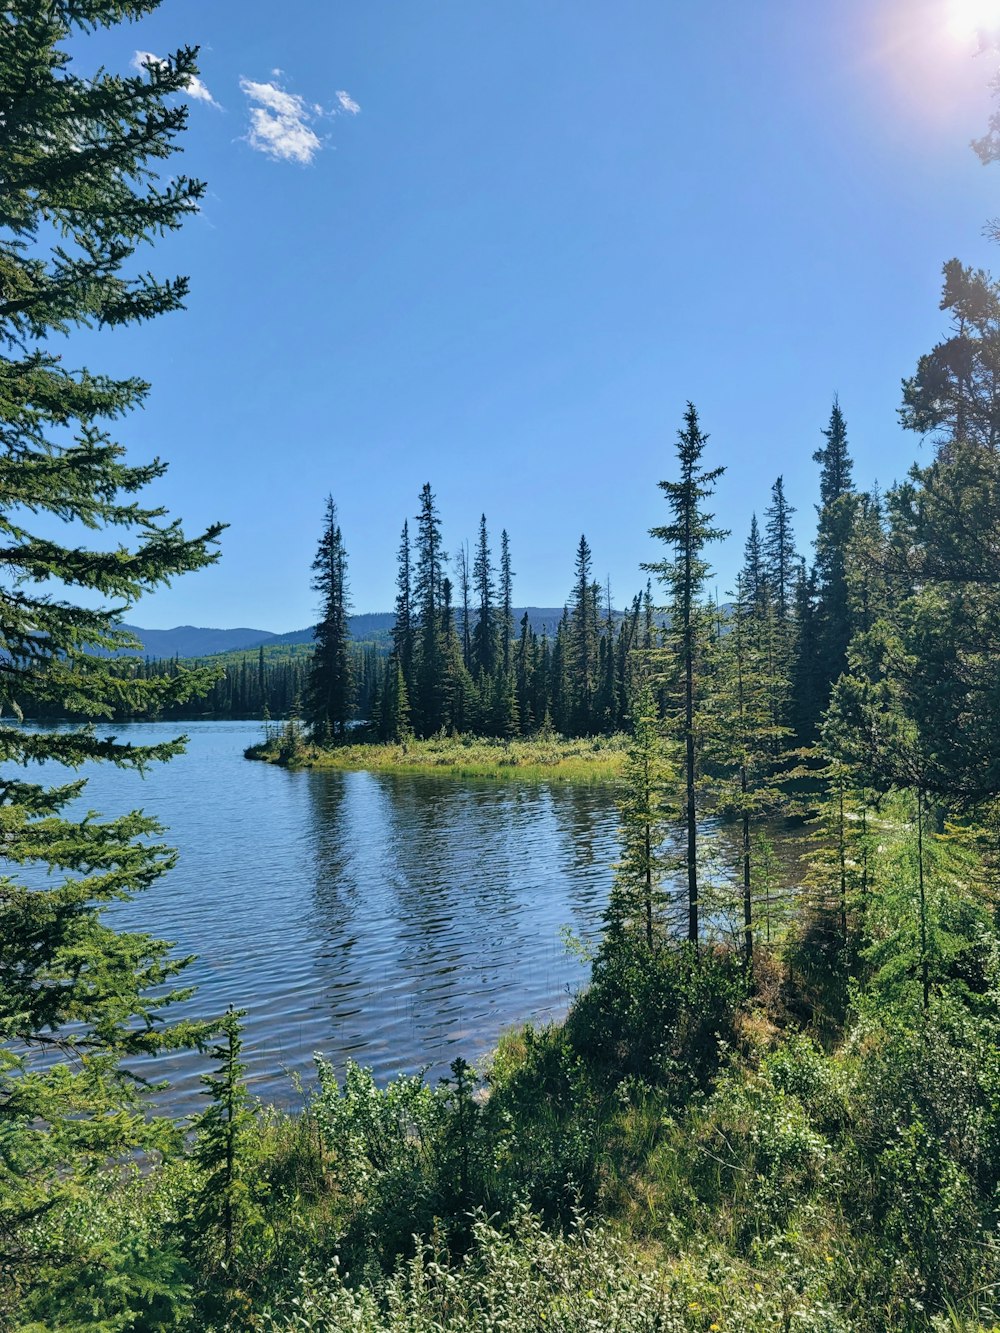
[19,721,621,1115]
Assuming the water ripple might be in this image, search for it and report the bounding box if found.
[12,722,619,1114]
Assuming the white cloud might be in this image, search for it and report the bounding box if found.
[336,89,361,115]
[239,77,323,165]
[132,50,219,107]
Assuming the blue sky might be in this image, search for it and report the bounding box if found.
[71,0,1000,629]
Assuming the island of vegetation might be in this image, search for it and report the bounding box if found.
[5,4,1000,1333]
[245,731,628,782]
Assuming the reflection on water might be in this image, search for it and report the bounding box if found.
[13,723,619,1115]
[305,775,616,1082]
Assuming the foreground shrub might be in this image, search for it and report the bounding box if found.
[264,1206,853,1333]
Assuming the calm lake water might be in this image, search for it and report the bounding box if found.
[20,722,621,1115]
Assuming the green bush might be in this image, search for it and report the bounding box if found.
[263,1206,854,1333]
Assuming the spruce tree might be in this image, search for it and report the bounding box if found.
[763,475,797,622]
[306,496,353,740]
[515,611,535,734]
[472,513,496,679]
[846,489,888,639]
[456,541,472,668]
[0,1,223,1274]
[570,534,597,734]
[741,515,767,611]
[811,398,858,722]
[392,520,414,686]
[602,682,677,951]
[900,260,1000,450]
[708,577,792,966]
[645,403,728,947]
[499,528,514,677]
[439,576,474,734]
[380,653,412,742]
[190,1007,259,1311]
[413,482,446,736]
[597,579,618,733]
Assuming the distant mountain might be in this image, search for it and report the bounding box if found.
[119,608,592,660]
[117,624,279,658]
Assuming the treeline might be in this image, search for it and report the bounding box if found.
[303,400,854,750]
[370,511,655,741]
[15,644,383,723]
[305,490,656,742]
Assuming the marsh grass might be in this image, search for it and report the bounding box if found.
[246,732,628,783]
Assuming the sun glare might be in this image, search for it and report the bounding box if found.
[946,0,1000,43]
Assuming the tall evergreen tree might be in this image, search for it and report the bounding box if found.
[515,611,535,734]
[456,541,472,668]
[413,483,446,735]
[472,514,496,679]
[602,683,677,951]
[763,475,797,621]
[645,403,728,947]
[392,520,414,686]
[306,496,353,740]
[571,534,597,734]
[0,3,223,1274]
[813,400,857,677]
[499,528,514,677]
[741,515,767,611]
[708,578,792,966]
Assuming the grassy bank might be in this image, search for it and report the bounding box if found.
[245,731,628,783]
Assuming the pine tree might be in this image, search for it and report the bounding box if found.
[472,514,496,679]
[811,398,858,723]
[791,558,822,744]
[535,628,553,732]
[440,576,475,734]
[763,475,797,622]
[392,520,415,686]
[0,3,223,1275]
[643,580,655,649]
[614,593,642,729]
[741,515,767,611]
[597,579,618,733]
[380,653,412,742]
[413,483,446,736]
[306,496,353,740]
[846,489,888,639]
[456,541,472,668]
[190,1007,259,1302]
[570,534,597,734]
[827,432,1000,808]
[645,403,728,947]
[515,611,535,734]
[900,260,1000,450]
[602,683,677,951]
[499,528,514,677]
[708,578,792,966]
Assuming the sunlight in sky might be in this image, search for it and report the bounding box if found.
[945,0,1000,44]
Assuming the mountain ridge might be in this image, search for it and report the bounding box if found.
[117,608,587,659]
